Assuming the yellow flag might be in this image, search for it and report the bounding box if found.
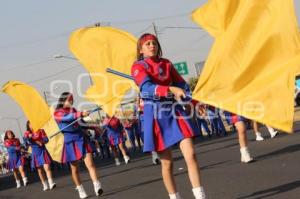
[192,0,300,132]
[69,27,138,116]
[2,81,63,162]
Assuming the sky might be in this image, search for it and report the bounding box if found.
[0,0,300,138]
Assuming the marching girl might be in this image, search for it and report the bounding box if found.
[23,121,56,191]
[54,92,103,199]
[4,130,28,188]
[224,112,254,163]
[103,115,130,166]
[195,103,211,137]
[131,33,206,199]
[124,118,137,151]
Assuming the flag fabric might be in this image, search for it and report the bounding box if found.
[2,81,63,162]
[192,0,300,132]
[69,27,138,116]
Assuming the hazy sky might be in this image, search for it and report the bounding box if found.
[0,0,300,137]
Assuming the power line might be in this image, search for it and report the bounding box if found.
[0,58,55,73]
[161,26,202,30]
[0,31,70,49]
[109,12,189,25]
[27,64,82,84]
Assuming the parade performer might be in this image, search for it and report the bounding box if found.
[103,115,130,166]
[54,92,103,199]
[131,33,206,199]
[4,130,28,188]
[24,121,56,191]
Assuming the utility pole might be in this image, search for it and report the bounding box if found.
[152,22,158,37]
[43,91,49,105]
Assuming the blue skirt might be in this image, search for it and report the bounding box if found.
[143,101,199,152]
[31,147,52,168]
[61,139,92,163]
[107,131,125,146]
[224,112,245,125]
[7,152,24,170]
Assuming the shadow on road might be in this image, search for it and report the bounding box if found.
[237,180,300,199]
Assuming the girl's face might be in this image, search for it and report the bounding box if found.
[140,40,158,58]
[7,131,13,139]
[63,96,73,108]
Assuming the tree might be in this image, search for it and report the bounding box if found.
[188,77,199,92]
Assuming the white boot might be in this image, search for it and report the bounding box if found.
[115,158,121,166]
[151,151,160,165]
[255,132,264,141]
[192,187,207,199]
[267,126,278,138]
[124,155,130,164]
[76,185,88,199]
[169,192,182,199]
[22,177,28,186]
[48,178,56,190]
[16,180,21,189]
[93,180,103,196]
[240,147,254,163]
[42,181,49,191]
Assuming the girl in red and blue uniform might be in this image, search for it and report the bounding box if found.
[4,130,28,188]
[103,115,130,166]
[224,111,254,163]
[54,92,103,199]
[23,121,56,191]
[124,119,137,151]
[131,33,206,199]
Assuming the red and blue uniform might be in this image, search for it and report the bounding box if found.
[224,111,245,125]
[131,57,199,152]
[103,116,125,146]
[23,129,52,168]
[4,138,24,170]
[207,106,226,135]
[54,107,92,163]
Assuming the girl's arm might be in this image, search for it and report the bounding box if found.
[54,109,82,123]
[132,62,170,99]
[40,129,49,144]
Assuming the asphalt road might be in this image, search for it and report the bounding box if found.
[1,121,300,199]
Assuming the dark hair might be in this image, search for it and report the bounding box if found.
[56,92,72,110]
[4,130,15,140]
[136,33,162,60]
[26,121,32,132]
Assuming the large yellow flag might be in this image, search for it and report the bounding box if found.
[69,27,138,116]
[192,0,300,132]
[2,81,63,162]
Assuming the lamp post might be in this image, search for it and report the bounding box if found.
[53,54,93,85]
[53,54,102,119]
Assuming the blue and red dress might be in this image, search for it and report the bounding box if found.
[54,107,92,163]
[224,111,246,125]
[23,129,52,168]
[4,138,24,170]
[131,57,199,152]
[103,117,125,146]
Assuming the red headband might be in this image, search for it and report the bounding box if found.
[140,34,158,46]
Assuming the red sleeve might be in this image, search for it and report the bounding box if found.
[4,140,11,147]
[131,63,150,87]
[40,129,47,138]
[14,138,20,146]
[24,131,30,138]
